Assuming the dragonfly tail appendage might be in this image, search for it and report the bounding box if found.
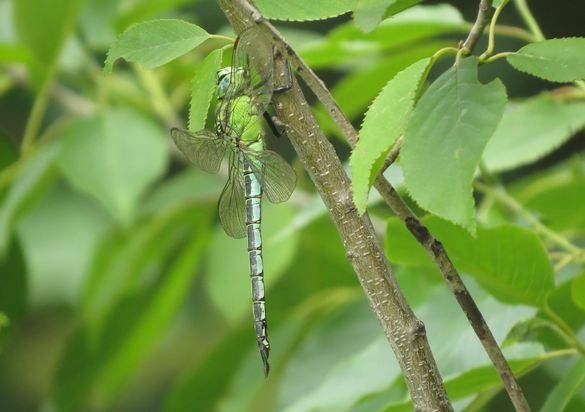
[244,159,271,376]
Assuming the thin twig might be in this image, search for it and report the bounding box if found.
[225,1,533,411]
[462,0,494,53]
[513,0,545,41]
[219,1,454,410]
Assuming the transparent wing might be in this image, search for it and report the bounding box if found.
[245,149,296,203]
[218,151,247,238]
[216,26,274,133]
[170,128,228,174]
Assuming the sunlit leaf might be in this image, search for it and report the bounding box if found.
[571,272,585,312]
[351,57,430,214]
[57,108,169,224]
[507,38,585,82]
[401,57,507,233]
[12,0,82,62]
[189,48,223,131]
[255,0,354,21]
[483,94,585,172]
[104,19,209,73]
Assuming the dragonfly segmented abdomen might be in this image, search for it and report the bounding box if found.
[243,157,270,376]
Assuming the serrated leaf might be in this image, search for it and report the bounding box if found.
[351,57,430,214]
[483,94,585,172]
[255,0,355,21]
[385,216,555,307]
[401,57,507,233]
[540,357,585,412]
[571,272,585,312]
[104,19,209,73]
[507,38,585,82]
[188,48,223,131]
[57,108,168,224]
[0,144,58,254]
[353,0,423,33]
[12,0,82,62]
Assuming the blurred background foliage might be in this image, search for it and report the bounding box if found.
[0,0,584,411]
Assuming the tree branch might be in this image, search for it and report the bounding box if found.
[217,1,453,410]
[221,1,532,411]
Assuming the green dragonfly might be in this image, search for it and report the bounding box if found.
[171,27,296,376]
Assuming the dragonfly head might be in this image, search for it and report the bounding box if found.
[216,66,248,99]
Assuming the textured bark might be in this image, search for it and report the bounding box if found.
[216,1,454,410]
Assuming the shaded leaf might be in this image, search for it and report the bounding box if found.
[507,38,585,83]
[401,57,507,233]
[0,239,27,346]
[189,48,223,131]
[0,144,58,254]
[353,0,422,33]
[104,19,209,73]
[53,207,212,411]
[483,94,585,172]
[57,108,169,224]
[540,357,585,412]
[385,216,555,307]
[351,57,430,214]
[255,0,355,21]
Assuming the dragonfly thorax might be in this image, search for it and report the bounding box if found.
[216,66,249,99]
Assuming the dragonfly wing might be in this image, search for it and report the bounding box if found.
[225,26,274,118]
[218,151,247,238]
[246,149,296,204]
[170,128,228,174]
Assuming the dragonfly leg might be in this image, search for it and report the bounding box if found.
[263,111,287,138]
[272,48,293,93]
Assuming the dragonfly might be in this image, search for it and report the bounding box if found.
[171,26,296,377]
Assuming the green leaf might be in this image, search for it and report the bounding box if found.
[206,201,300,322]
[507,38,585,82]
[571,272,585,312]
[353,0,422,32]
[188,48,223,131]
[0,144,58,255]
[483,94,585,172]
[0,239,27,346]
[12,0,82,62]
[385,216,555,306]
[401,57,507,233]
[53,207,212,411]
[351,57,430,214]
[16,183,111,305]
[0,43,34,64]
[540,357,585,412]
[104,19,209,73]
[255,0,355,21]
[57,108,169,224]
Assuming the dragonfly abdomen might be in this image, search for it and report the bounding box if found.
[243,158,270,376]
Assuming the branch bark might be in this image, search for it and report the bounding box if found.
[219,1,532,411]
[217,1,453,410]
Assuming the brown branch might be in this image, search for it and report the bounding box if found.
[218,1,453,410]
[223,1,532,411]
[462,0,495,52]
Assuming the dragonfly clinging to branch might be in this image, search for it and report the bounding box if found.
[171,26,296,376]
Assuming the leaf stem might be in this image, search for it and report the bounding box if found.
[513,0,545,42]
[543,305,585,355]
[474,180,582,255]
[20,60,59,154]
[480,0,510,61]
[462,0,494,54]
